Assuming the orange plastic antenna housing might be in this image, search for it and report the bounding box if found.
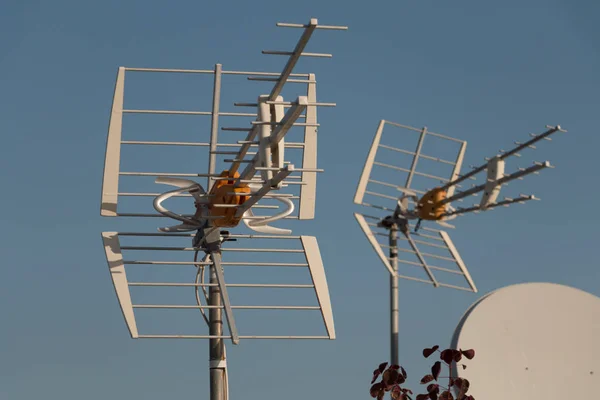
[204,170,251,227]
[417,187,447,220]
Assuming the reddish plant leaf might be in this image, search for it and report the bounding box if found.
[423,345,440,358]
[454,378,470,396]
[420,374,434,384]
[402,389,413,395]
[370,383,384,398]
[391,385,404,400]
[452,350,462,362]
[371,369,381,384]
[439,391,454,400]
[427,384,440,394]
[449,378,455,387]
[440,350,454,364]
[383,368,400,387]
[389,365,400,370]
[371,362,389,384]
[460,349,475,360]
[396,374,406,385]
[400,366,407,379]
[431,361,442,380]
[416,394,430,400]
[428,393,439,400]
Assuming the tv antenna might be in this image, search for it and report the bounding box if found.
[451,282,600,399]
[353,120,566,365]
[100,18,346,400]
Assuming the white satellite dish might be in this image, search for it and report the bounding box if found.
[451,282,600,400]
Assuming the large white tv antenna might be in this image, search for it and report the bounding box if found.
[451,282,600,399]
[100,18,346,400]
[353,120,566,365]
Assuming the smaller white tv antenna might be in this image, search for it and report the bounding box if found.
[451,282,600,400]
[100,17,346,400]
[353,120,566,365]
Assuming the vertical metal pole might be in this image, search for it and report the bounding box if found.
[389,225,399,366]
[208,63,222,191]
[209,258,225,400]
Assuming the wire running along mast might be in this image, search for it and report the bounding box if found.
[353,119,567,366]
[100,18,346,400]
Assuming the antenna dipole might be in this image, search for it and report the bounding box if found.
[100,17,346,400]
[353,120,566,365]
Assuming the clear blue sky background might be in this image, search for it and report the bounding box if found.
[1,1,599,399]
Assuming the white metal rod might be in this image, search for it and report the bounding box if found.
[265,101,335,107]
[133,305,320,310]
[124,67,214,73]
[276,22,348,30]
[137,335,330,339]
[373,162,449,182]
[269,19,317,99]
[217,142,305,149]
[364,191,400,201]
[413,232,444,242]
[404,235,440,287]
[440,162,549,206]
[437,282,475,292]
[222,70,310,77]
[121,246,304,253]
[440,126,560,191]
[361,202,395,213]
[209,251,239,345]
[235,166,294,217]
[115,232,301,239]
[215,151,257,155]
[123,110,212,115]
[395,258,465,275]
[116,213,216,218]
[123,261,309,266]
[378,144,456,166]
[442,195,535,217]
[219,112,256,117]
[120,172,219,177]
[270,99,308,146]
[251,121,317,127]
[248,77,315,83]
[368,179,426,194]
[398,237,448,250]
[396,247,456,262]
[405,127,427,188]
[118,192,191,197]
[500,126,561,160]
[262,50,332,58]
[229,126,258,175]
[121,140,209,146]
[128,283,315,288]
[384,121,464,143]
[234,103,258,107]
[221,127,252,131]
[397,273,437,285]
[314,24,349,30]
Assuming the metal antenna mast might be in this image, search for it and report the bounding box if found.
[354,120,566,365]
[100,18,346,400]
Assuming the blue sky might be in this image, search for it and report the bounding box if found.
[1,0,599,399]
